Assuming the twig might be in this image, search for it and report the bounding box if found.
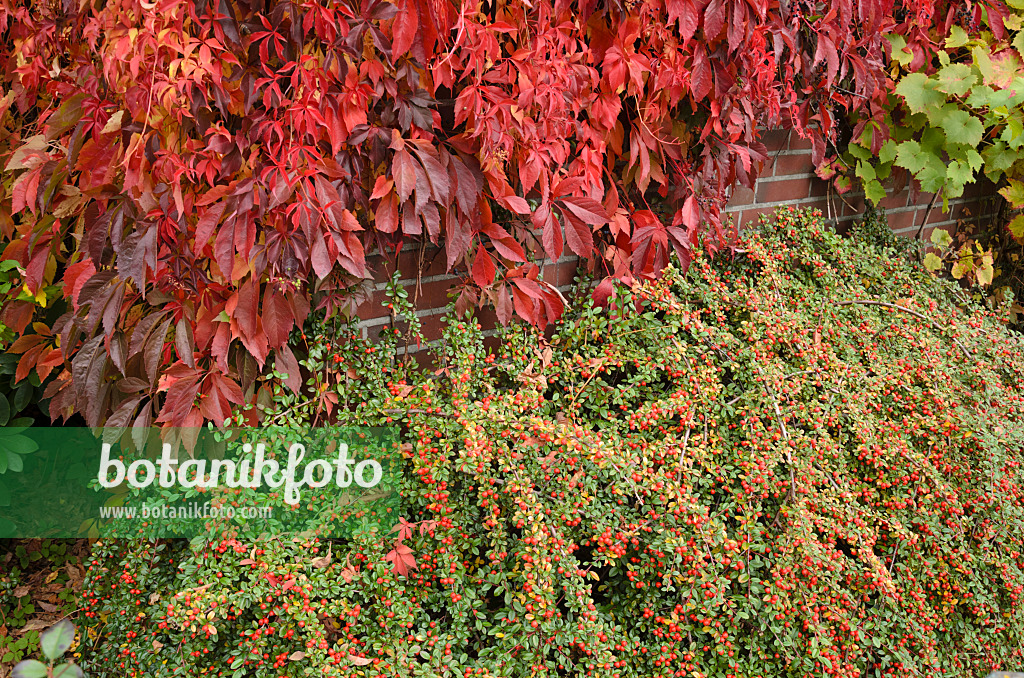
[836,299,972,359]
[914,191,940,243]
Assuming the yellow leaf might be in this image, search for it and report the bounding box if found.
[977,260,994,286]
[1008,214,1024,241]
[924,253,943,272]
[101,110,125,135]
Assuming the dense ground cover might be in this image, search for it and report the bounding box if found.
[63,209,1024,677]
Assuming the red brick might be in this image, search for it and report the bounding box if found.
[760,129,791,152]
[756,177,812,203]
[738,206,777,228]
[769,153,813,177]
[839,195,866,218]
[788,135,813,151]
[885,210,919,231]
[726,185,756,207]
[540,259,582,287]
[926,206,954,224]
[878,191,909,211]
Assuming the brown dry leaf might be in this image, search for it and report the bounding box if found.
[339,557,359,584]
[289,651,306,661]
[153,640,164,651]
[12,585,29,598]
[19,618,56,633]
[64,564,84,588]
[37,601,58,613]
[311,544,332,569]
[895,298,912,309]
[348,655,373,666]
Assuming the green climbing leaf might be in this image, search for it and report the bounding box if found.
[935,63,977,97]
[895,73,946,114]
[865,180,886,205]
[938,109,984,147]
[895,140,930,174]
[886,34,914,66]
[983,141,1017,180]
[946,26,970,49]
[878,139,898,165]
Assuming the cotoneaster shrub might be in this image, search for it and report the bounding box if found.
[80,208,1024,678]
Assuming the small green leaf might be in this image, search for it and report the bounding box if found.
[855,160,876,182]
[11,659,48,678]
[895,140,930,174]
[39,620,75,661]
[1014,30,1024,60]
[945,159,974,197]
[0,392,9,427]
[6,450,22,473]
[983,141,1016,180]
[878,139,898,165]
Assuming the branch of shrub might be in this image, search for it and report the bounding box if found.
[836,299,972,360]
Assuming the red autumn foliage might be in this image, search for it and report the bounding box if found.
[0,0,998,428]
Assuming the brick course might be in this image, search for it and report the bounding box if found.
[356,129,1002,353]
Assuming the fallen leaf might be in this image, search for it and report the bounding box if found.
[311,544,332,569]
[348,655,372,666]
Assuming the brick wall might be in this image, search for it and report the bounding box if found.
[357,129,1002,355]
[724,129,1002,239]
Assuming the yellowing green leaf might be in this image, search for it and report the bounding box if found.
[999,179,1024,208]
[930,228,953,248]
[946,26,970,49]
[977,257,994,286]
[924,252,944,272]
[864,179,887,205]
[935,63,977,97]
[895,73,947,114]
[1008,213,1024,241]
